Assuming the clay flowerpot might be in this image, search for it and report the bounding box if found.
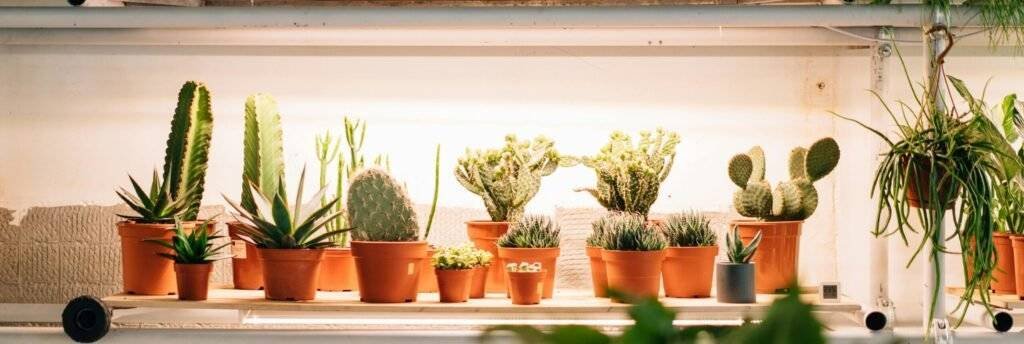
[507,271,545,305]
[467,221,510,292]
[418,247,438,293]
[993,233,1017,294]
[662,246,718,298]
[174,263,212,301]
[1012,235,1024,300]
[351,241,427,303]
[586,246,608,298]
[734,220,800,294]
[904,157,956,209]
[602,249,666,302]
[498,247,560,299]
[716,262,756,304]
[227,222,263,290]
[258,248,326,301]
[317,248,358,292]
[436,269,473,303]
[118,221,200,295]
[470,266,488,299]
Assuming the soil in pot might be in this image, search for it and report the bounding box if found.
[734,220,800,293]
[227,222,263,290]
[351,241,427,303]
[904,157,956,209]
[602,249,666,303]
[993,233,1017,294]
[1012,235,1024,300]
[716,262,756,304]
[498,247,559,299]
[470,267,487,299]
[258,248,326,301]
[418,247,438,293]
[586,246,607,298]
[507,271,545,305]
[436,269,473,303]
[174,263,212,301]
[467,221,510,292]
[662,246,718,298]
[119,221,201,295]
[317,248,358,292]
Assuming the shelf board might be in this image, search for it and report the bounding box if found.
[947,287,1024,310]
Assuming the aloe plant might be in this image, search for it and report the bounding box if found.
[145,220,230,264]
[497,215,561,249]
[725,226,761,264]
[241,93,286,215]
[663,211,717,247]
[163,81,214,221]
[116,170,195,223]
[600,213,667,251]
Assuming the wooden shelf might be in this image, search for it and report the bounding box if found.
[947,287,1024,310]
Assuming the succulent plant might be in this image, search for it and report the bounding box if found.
[576,129,680,219]
[728,138,840,221]
[725,226,761,264]
[600,212,667,251]
[116,170,195,223]
[663,211,717,247]
[163,81,214,221]
[455,135,565,222]
[506,262,542,273]
[432,244,493,270]
[347,168,420,242]
[586,214,614,247]
[497,215,561,248]
[241,93,286,216]
[145,220,230,264]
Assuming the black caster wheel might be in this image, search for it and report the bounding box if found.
[992,311,1013,333]
[62,295,111,343]
[863,311,887,331]
[68,0,87,6]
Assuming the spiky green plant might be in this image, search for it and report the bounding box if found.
[600,213,666,251]
[455,135,565,222]
[145,220,230,264]
[497,215,561,248]
[224,168,349,249]
[662,211,717,247]
[728,138,840,222]
[241,93,286,216]
[432,244,493,270]
[163,81,214,221]
[116,170,195,223]
[725,227,761,264]
[347,168,420,242]
[587,214,615,247]
[994,94,1024,235]
[576,129,679,219]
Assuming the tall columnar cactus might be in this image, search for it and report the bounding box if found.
[162,81,214,221]
[728,138,840,221]
[347,168,420,242]
[576,129,680,218]
[455,135,564,222]
[240,93,286,215]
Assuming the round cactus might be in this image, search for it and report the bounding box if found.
[347,168,419,242]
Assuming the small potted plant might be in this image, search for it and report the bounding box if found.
[496,215,560,299]
[586,215,612,298]
[455,135,566,292]
[506,262,545,305]
[717,226,762,304]
[661,211,718,298]
[600,213,667,303]
[146,220,229,301]
[469,247,494,299]
[432,245,493,303]
[115,81,213,296]
[727,138,838,293]
[225,169,349,301]
[994,181,1024,295]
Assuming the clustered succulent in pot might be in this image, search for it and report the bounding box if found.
[455,134,566,292]
[431,245,493,303]
[145,221,230,301]
[505,262,545,305]
[585,214,614,298]
[717,227,762,304]
[661,211,719,298]
[598,212,668,302]
[576,129,680,220]
[727,137,838,293]
[497,215,561,299]
[115,81,214,296]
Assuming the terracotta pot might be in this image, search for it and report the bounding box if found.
[734,220,801,293]
[467,221,510,292]
[904,157,956,209]
[258,248,325,301]
[436,269,473,303]
[507,271,545,305]
[662,246,718,298]
[993,233,1017,294]
[1012,235,1024,300]
[351,241,427,303]
[498,247,559,299]
[602,249,666,302]
[470,266,488,299]
[174,263,212,301]
[317,248,358,292]
[227,222,263,290]
[418,247,438,293]
[586,246,608,298]
[118,221,200,295]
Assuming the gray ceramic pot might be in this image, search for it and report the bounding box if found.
[716,262,755,303]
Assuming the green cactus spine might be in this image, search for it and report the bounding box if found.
[454,135,564,222]
[577,128,680,218]
[347,168,419,242]
[240,93,286,215]
[728,138,839,221]
[162,81,214,221]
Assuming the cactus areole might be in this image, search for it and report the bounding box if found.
[728,138,840,222]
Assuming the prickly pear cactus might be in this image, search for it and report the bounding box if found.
[347,168,419,242]
[454,135,565,222]
[576,129,680,218]
[728,138,839,221]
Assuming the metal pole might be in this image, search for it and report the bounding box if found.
[922,6,949,338]
[864,27,894,332]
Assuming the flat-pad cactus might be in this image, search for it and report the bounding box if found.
[347,168,419,242]
[728,138,839,221]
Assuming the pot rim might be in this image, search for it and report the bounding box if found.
[716,261,756,266]
[466,220,511,225]
[350,240,428,245]
[729,219,804,225]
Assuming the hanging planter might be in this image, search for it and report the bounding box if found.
[661,212,718,298]
[496,215,561,299]
[317,247,358,292]
[597,213,667,303]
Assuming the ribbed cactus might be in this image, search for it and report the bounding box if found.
[347,168,420,242]
[454,135,564,222]
[240,93,286,215]
[576,129,680,218]
[162,81,214,221]
[728,138,840,221]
